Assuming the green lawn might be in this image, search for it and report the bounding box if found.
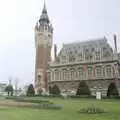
[0,97,120,120]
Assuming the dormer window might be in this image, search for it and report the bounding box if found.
[44,26,48,30]
[48,34,51,37]
[96,52,100,60]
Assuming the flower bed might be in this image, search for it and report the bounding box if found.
[78,104,106,114]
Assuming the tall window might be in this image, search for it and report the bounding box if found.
[63,69,67,80]
[79,53,82,61]
[55,70,59,80]
[38,75,41,83]
[78,68,84,79]
[96,52,100,60]
[106,66,112,77]
[47,72,51,81]
[52,72,54,80]
[69,55,75,62]
[70,68,77,80]
[88,67,92,77]
[95,66,103,77]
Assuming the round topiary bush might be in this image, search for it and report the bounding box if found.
[78,104,105,114]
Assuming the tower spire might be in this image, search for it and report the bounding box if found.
[42,0,47,14]
[39,0,49,24]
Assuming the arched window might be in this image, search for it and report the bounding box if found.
[55,69,59,80]
[38,75,41,83]
[78,53,82,61]
[78,68,84,79]
[70,68,77,80]
[69,55,76,62]
[88,67,93,77]
[96,51,100,60]
[106,65,112,77]
[47,72,51,81]
[52,72,54,81]
[95,66,103,77]
[63,69,67,80]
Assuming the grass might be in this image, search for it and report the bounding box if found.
[0,97,120,120]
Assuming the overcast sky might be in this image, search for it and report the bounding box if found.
[0,0,120,87]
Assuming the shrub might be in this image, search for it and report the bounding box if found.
[76,81,91,96]
[49,86,52,94]
[27,84,35,96]
[107,82,119,98]
[50,85,60,95]
[5,85,13,96]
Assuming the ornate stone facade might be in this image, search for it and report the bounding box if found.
[47,38,120,96]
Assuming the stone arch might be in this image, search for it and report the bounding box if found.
[107,82,119,97]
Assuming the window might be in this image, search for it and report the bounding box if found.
[78,68,84,79]
[44,26,48,30]
[96,52,100,60]
[85,54,89,60]
[79,53,82,61]
[38,75,41,83]
[95,66,103,77]
[106,66,112,77]
[88,67,92,77]
[70,68,77,79]
[48,34,51,37]
[63,69,67,80]
[52,72,54,80]
[55,70,59,80]
[69,55,75,62]
[47,72,51,81]
[62,56,66,60]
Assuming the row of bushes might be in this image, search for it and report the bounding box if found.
[49,81,119,98]
[26,80,120,99]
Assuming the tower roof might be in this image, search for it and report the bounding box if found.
[42,0,47,14]
[39,1,50,24]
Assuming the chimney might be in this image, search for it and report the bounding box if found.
[114,34,117,53]
[54,44,57,60]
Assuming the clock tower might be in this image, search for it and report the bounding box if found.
[34,2,53,93]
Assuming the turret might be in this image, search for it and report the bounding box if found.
[113,34,118,60]
[54,44,57,60]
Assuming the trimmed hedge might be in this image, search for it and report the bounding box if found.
[5,96,24,100]
[70,95,95,99]
[33,104,62,109]
[14,99,53,104]
[5,96,52,104]
[5,96,62,110]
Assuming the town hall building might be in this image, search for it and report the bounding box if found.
[34,2,120,96]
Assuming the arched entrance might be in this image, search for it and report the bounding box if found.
[107,82,119,97]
